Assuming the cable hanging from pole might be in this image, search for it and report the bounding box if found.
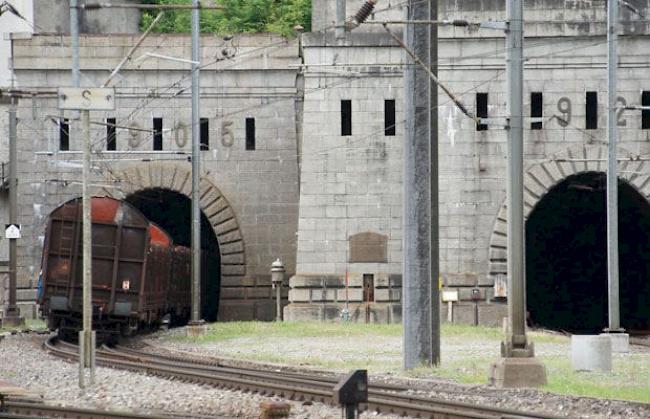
[346,0,478,124]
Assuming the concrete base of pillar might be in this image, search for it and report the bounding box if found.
[489,357,548,388]
[186,320,207,337]
[2,309,25,328]
[571,335,612,372]
[601,332,629,353]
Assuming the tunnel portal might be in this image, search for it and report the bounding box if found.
[125,188,221,322]
[526,172,650,333]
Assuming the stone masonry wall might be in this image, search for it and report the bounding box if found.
[288,0,650,325]
[8,33,301,321]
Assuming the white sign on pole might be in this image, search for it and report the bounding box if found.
[58,87,115,110]
[441,290,459,302]
[5,224,21,239]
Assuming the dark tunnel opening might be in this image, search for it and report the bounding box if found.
[526,172,650,334]
[125,188,221,322]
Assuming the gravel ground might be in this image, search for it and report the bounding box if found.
[141,328,650,419]
[0,333,398,418]
[1,330,648,419]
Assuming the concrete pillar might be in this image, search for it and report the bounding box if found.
[572,335,612,372]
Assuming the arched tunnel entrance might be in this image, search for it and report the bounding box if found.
[526,172,650,333]
[125,188,221,322]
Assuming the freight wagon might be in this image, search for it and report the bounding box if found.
[39,196,191,341]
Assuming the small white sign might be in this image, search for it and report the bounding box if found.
[442,290,459,302]
[5,224,21,239]
[58,87,115,110]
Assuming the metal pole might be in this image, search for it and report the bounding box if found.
[71,0,95,387]
[403,0,433,369]
[505,0,527,354]
[71,0,80,87]
[336,0,346,39]
[606,0,621,332]
[4,96,23,326]
[429,0,440,367]
[276,284,281,321]
[81,109,95,386]
[190,0,202,325]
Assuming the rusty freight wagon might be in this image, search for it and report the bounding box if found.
[39,196,191,341]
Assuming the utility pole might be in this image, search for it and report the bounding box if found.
[189,0,204,330]
[605,0,629,352]
[70,0,96,388]
[489,0,546,387]
[403,0,438,369]
[3,95,24,327]
[429,0,440,368]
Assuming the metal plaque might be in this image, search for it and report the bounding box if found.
[441,290,459,302]
[5,224,21,239]
[58,87,115,110]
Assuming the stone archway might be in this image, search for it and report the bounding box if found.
[488,144,650,283]
[97,162,246,287]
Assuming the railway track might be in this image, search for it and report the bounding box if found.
[44,337,567,419]
[0,399,177,419]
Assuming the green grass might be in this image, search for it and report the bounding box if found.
[0,319,46,333]
[166,321,650,403]
[175,320,403,343]
[542,356,650,403]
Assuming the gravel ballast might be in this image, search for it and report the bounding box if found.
[1,329,649,419]
[141,326,650,419]
[0,333,391,418]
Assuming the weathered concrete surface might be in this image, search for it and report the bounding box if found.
[490,357,548,388]
[572,335,612,372]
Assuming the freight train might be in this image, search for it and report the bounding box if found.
[38,196,192,342]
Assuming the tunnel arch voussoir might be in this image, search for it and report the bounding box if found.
[487,144,650,283]
[98,162,246,283]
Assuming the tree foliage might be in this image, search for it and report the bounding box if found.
[140,0,311,37]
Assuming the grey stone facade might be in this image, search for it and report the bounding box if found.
[6,33,301,320]
[3,0,650,325]
[286,0,650,324]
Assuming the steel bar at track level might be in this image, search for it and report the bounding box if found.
[190,0,202,325]
[44,338,567,419]
[607,0,621,332]
[1,400,174,419]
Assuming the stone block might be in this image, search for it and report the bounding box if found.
[601,333,630,353]
[444,273,477,287]
[452,303,476,325]
[389,274,402,287]
[310,289,337,302]
[218,301,256,321]
[283,303,321,322]
[477,303,508,327]
[571,335,612,372]
[246,287,271,299]
[220,287,245,300]
[489,357,548,388]
[254,300,276,321]
[458,287,485,301]
[17,288,37,301]
[289,288,311,303]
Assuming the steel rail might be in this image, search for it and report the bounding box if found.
[0,400,176,419]
[43,337,568,419]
